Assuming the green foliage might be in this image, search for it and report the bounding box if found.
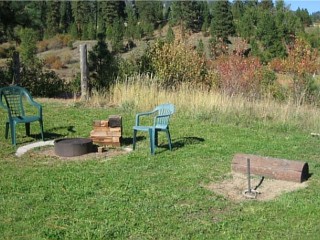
[67,73,81,95]
[135,1,163,30]
[170,1,203,32]
[210,0,235,41]
[19,28,39,66]
[19,61,65,97]
[255,10,287,62]
[296,7,312,27]
[45,1,61,38]
[196,39,205,56]
[166,25,175,43]
[124,4,139,41]
[148,41,217,89]
[88,33,118,90]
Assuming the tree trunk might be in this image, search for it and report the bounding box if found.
[80,44,89,101]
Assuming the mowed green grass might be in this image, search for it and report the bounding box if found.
[1,99,320,239]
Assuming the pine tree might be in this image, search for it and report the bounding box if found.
[124,3,138,41]
[19,28,38,66]
[210,0,235,41]
[256,10,286,62]
[60,1,73,34]
[88,33,117,90]
[110,18,124,53]
[45,1,60,38]
[232,0,244,21]
[71,1,89,39]
[170,1,202,33]
[135,1,163,37]
[99,1,126,36]
[199,1,211,34]
[296,8,312,27]
[259,0,274,10]
[237,5,258,40]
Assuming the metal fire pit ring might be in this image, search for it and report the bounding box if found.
[54,138,93,157]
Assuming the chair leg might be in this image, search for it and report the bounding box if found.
[155,129,159,147]
[25,123,30,136]
[11,122,16,145]
[166,130,172,151]
[149,128,155,155]
[5,122,9,139]
[39,120,44,141]
[133,129,137,150]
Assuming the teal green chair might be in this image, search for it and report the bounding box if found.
[0,86,44,145]
[133,103,175,155]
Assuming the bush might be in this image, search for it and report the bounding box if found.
[214,55,279,99]
[39,34,73,51]
[20,61,65,97]
[37,40,49,53]
[44,55,64,69]
[148,40,217,89]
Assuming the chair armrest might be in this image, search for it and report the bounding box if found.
[0,98,9,111]
[29,99,43,118]
[135,109,157,126]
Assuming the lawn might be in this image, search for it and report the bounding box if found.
[1,98,320,239]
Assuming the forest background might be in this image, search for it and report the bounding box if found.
[0,0,320,105]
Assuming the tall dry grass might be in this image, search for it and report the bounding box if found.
[89,73,320,132]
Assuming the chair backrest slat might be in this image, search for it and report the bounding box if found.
[155,104,175,126]
[1,87,26,118]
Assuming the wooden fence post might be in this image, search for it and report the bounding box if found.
[80,44,89,101]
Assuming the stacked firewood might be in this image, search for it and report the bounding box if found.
[90,115,122,147]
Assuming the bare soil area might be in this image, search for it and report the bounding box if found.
[34,145,132,162]
[206,172,308,202]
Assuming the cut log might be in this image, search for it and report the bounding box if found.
[231,153,309,183]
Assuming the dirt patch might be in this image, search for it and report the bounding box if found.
[34,145,132,162]
[206,172,308,202]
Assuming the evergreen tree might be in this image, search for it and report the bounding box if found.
[275,0,303,46]
[19,28,38,66]
[210,0,235,41]
[124,3,139,41]
[135,1,163,37]
[296,8,312,27]
[99,1,126,35]
[259,0,274,10]
[110,18,124,53]
[88,33,117,90]
[71,1,90,39]
[256,10,286,62]
[232,0,244,21]
[170,1,203,33]
[0,1,17,41]
[237,4,258,39]
[45,1,60,38]
[60,1,73,34]
[199,1,211,34]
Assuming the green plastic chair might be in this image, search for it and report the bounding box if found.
[133,103,175,155]
[0,86,44,145]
